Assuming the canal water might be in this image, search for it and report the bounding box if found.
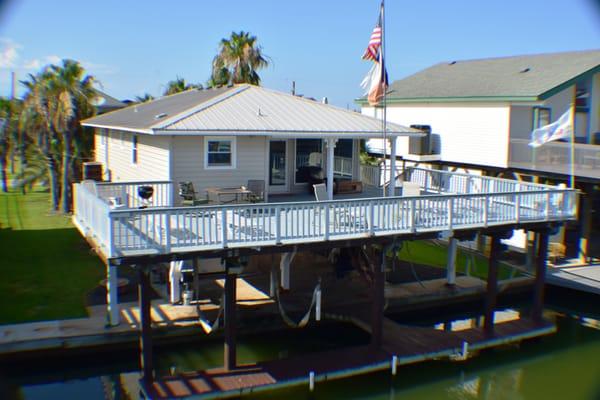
[1,302,600,399]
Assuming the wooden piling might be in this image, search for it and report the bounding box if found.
[138,266,153,383]
[533,230,549,323]
[484,235,501,337]
[371,248,385,349]
[224,262,237,370]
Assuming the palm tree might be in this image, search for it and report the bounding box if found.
[210,31,269,86]
[135,93,155,103]
[20,60,96,212]
[0,98,11,192]
[163,77,201,96]
[48,59,96,213]
[20,72,62,209]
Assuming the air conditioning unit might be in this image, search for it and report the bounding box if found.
[409,125,432,155]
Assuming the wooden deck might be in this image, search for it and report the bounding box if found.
[140,317,555,399]
[72,167,577,263]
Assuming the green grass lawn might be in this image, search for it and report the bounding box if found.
[397,240,519,281]
[0,190,104,324]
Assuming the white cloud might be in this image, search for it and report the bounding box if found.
[0,38,22,68]
[23,55,118,75]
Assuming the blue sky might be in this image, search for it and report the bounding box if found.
[0,0,599,108]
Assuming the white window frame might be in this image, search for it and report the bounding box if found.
[132,134,138,165]
[204,136,236,169]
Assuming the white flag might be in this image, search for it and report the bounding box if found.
[529,108,573,148]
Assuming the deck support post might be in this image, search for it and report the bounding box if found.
[192,257,200,301]
[579,184,593,265]
[371,247,385,349]
[533,229,549,323]
[325,138,338,200]
[280,249,296,291]
[484,235,501,337]
[446,237,458,286]
[388,135,397,196]
[138,266,153,383]
[106,263,120,326]
[224,260,238,371]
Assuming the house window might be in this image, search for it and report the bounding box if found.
[295,139,322,183]
[132,135,138,164]
[100,129,107,146]
[204,137,236,169]
[533,107,551,129]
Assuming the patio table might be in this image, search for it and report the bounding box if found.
[206,187,252,204]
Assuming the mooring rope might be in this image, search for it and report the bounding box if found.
[271,269,322,328]
[196,294,225,334]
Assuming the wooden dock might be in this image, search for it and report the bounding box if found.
[546,263,600,295]
[140,317,555,399]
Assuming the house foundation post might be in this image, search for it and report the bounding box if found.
[446,237,458,286]
[371,247,385,349]
[533,229,549,323]
[484,235,501,337]
[138,266,153,383]
[224,259,238,370]
[192,257,200,301]
[325,138,338,200]
[106,263,120,326]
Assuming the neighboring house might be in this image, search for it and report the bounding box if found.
[359,49,600,260]
[81,84,420,201]
[91,89,127,114]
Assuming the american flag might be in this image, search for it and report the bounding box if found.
[362,7,383,61]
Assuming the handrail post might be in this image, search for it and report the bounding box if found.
[369,200,375,236]
[164,212,171,253]
[483,195,489,227]
[515,191,521,224]
[221,209,228,247]
[275,207,282,244]
[324,205,330,241]
[545,192,551,220]
[448,197,454,230]
[410,198,417,232]
[108,211,115,258]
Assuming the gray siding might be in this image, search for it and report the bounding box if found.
[172,136,267,204]
[103,130,171,182]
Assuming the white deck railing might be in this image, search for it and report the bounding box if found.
[73,168,578,259]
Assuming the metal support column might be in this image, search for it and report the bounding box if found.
[224,263,237,370]
[106,263,120,326]
[484,235,501,337]
[138,267,153,383]
[579,184,594,264]
[533,230,549,323]
[446,237,458,286]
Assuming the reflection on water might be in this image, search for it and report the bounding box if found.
[2,311,600,400]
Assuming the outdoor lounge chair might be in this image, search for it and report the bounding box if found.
[178,181,209,206]
[246,179,265,203]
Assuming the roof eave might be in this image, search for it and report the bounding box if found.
[355,96,541,105]
[538,64,600,100]
[81,122,153,134]
[152,129,424,138]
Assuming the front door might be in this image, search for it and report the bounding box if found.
[269,140,288,193]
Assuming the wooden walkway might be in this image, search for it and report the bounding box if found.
[140,317,555,399]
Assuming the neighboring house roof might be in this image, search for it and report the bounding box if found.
[91,89,127,113]
[357,49,600,104]
[82,84,421,138]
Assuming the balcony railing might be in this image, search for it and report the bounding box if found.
[73,167,578,260]
[509,139,600,179]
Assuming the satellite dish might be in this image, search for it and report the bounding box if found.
[90,96,106,106]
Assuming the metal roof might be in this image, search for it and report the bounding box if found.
[362,49,600,103]
[82,86,235,133]
[91,89,127,113]
[82,84,421,137]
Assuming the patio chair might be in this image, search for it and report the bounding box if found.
[313,183,328,202]
[178,181,209,206]
[246,179,265,203]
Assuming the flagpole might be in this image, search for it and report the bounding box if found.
[569,102,575,189]
[381,0,387,197]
